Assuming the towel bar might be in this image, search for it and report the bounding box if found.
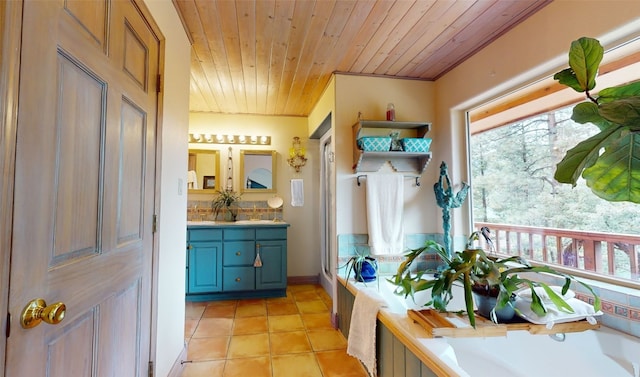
[356,175,420,187]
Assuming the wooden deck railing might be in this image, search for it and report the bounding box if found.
[475,222,640,280]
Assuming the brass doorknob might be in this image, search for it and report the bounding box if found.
[20,298,66,329]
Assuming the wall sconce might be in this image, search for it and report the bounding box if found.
[189,133,271,145]
[287,136,307,173]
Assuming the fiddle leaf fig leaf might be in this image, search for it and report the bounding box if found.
[568,37,603,91]
[597,81,640,104]
[598,97,640,127]
[583,130,640,203]
[572,102,614,131]
[553,68,583,92]
[554,127,621,185]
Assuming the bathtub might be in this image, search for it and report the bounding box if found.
[345,278,640,377]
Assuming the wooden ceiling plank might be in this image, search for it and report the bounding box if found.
[361,0,435,74]
[194,0,240,112]
[372,0,453,76]
[283,0,336,115]
[190,51,221,112]
[189,73,216,113]
[274,0,315,115]
[216,0,248,113]
[265,0,295,115]
[335,0,395,73]
[298,0,375,113]
[412,0,551,79]
[296,0,360,114]
[349,0,417,73]
[254,0,276,115]
[177,0,224,112]
[392,0,483,78]
[236,0,258,114]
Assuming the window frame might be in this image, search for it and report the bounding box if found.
[466,41,640,290]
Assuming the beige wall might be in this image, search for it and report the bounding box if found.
[434,0,640,237]
[144,1,191,376]
[333,75,437,236]
[188,113,321,277]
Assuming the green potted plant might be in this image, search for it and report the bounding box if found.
[389,231,601,328]
[340,249,378,283]
[211,189,242,221]
[553,37,640,203]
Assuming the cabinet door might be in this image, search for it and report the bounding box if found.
[188,241,223,293]
[256,240,287,290]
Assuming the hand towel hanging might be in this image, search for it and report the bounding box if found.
[365,174,404,255]
[291,179,304,207]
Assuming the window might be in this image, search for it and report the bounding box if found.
[468,41,640,284]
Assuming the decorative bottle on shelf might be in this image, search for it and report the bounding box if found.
[386,103,395,121]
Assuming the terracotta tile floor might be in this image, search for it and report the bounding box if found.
[183,284,369,377]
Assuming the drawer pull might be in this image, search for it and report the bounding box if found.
[236,251,241,256]
[235,277,241,282]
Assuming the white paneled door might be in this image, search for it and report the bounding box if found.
[7,1,159,375]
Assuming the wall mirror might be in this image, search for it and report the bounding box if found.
[187,149,220,194]
[240,150,277,193]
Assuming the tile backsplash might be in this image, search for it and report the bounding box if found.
[187,200,283,222]
[338,233,640,338]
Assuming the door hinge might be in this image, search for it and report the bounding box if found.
[156,74,162,93]
[152,214,158,233]
[6,312,10,338]
[148,361,154,377]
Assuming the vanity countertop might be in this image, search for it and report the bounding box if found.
[187,220,289,227]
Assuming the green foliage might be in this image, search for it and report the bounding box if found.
[211,190,242,219]
[339,248,378,284]
[553,37,640,203]
[389,233,601,328]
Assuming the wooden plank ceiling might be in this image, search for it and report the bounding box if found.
[174,0,551,116]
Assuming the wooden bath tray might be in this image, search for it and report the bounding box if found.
[408,309,600,338]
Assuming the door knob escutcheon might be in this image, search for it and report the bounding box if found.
[20,298,66,329]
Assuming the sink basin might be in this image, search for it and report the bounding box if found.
[233,220,279,225]
[187,220,218,226]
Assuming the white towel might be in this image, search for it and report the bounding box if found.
[347,288,384,377]
[365,174,404,255]
[291,179,304,207]
[187,170,198,189]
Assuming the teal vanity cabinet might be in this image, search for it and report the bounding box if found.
[186,228,223,294]
[255,228,287,290]
[186,223,288,301]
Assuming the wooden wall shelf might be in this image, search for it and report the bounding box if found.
[352,120,432,173]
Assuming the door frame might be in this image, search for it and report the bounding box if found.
[0,1,23,376]
[132,0,166,372]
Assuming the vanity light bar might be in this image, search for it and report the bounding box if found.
[189,133,271,145]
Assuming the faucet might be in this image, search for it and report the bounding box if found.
[249,204,261,221]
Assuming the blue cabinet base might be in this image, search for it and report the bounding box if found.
[186,288,286,302]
